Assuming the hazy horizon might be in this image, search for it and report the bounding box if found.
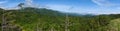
[0,0,120,14]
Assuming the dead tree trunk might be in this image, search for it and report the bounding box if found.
[65,14,70,31]
[36,23,43,31]
[1,10,9,31]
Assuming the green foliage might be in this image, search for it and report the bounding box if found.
[0,8,120,31]
[108,18,120,31]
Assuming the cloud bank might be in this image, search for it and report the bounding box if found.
[0,0,8,4]
[25,0,33,6]
[0,0,8,9]
[91,0,119,6]
[46,4,72,12]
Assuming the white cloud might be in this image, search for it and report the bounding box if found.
[45,4,96,14]
[24,0,41,8]
[91,0,120,14]
[46,4,73,12]
[25,0,33,6]
[0,0,8,8]
[117,7,120,9]
[91,0,118,6]
[0,0,8,4]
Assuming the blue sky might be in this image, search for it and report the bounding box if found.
[0,0,120,14]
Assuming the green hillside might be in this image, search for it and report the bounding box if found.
[0,7,120,31]
[108,18,120,31]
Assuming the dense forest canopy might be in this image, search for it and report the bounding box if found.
[0,7,120,31]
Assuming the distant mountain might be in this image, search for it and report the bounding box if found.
[1,7,120,18]
[0,8,4,10]
[0,8,4,14]
[64,13,95,18]
[16,7,96,17]
[17,7,66,17]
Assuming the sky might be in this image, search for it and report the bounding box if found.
[0,0,120,14]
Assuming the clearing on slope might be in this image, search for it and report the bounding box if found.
[108,18,120,31]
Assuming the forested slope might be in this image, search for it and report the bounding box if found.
[0,7,120,31]
[108,18,120,31]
